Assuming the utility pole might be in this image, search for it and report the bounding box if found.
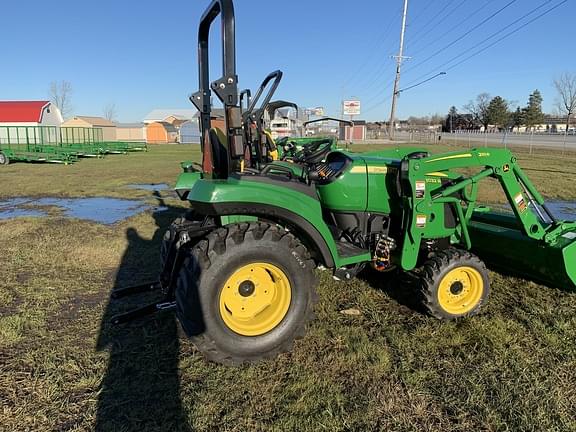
[388,0,409,140]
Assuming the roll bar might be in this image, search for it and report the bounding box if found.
[240,89,252,113]
[266,100,299,121]
[243,70,283,121]
[189,0,245,178]
[303,117,354,127]
[190,0,238,132]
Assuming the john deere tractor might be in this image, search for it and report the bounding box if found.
[114,0,576,365]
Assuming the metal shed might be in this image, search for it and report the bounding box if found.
[178,120,201,144]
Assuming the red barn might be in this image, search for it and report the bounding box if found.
[0,101,63,126]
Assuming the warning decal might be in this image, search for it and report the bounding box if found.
[514,193,527,213]
[416,214,427,228]
[415,181,426,199]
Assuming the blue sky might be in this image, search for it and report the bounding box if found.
[0,0,573,122]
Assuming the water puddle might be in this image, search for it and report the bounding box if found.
[126,183,170,191]
[0,207,47,219]
[485,200,576,221]
[0,197,165,224]
[545,201,576,221]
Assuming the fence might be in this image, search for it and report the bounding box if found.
[0,126,104,147]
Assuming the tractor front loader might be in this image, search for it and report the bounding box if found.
[112,0,576,365]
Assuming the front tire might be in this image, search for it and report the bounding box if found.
[420,247,489,319]
[175,222,317,365]
[0,152,9,165]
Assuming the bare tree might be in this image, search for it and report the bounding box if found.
[49,80,73,119]
[553,72,576,132]
[103,103,118,122]
[463,93,491,130]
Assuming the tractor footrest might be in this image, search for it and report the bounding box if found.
[111,301,176,325]
[111,282,161,299]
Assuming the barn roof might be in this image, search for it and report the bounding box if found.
[0,101,50,123]
[144,109,197,123]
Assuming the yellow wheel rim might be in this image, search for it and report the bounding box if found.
[219,262,291,336]
[437,266,484,315]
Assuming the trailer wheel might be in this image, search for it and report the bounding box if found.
[0,152,9,165]
[419,248,489,320]
[175,222,317,365]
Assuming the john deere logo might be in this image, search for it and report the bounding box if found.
[503,164,510,172]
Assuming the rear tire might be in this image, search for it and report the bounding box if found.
[175,222,317,365]
[419,247,489,319]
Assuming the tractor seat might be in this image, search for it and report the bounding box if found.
[263,130,279,161]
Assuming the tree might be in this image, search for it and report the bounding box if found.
[486,96,510,130]
[523,89,544,131]
[430,113,445,125]
[553,73,576,132]
[103,103,117,122]
[49,80,73,119]
[511,107,524,132]
[463,93,491,131]
[447,106,458,132]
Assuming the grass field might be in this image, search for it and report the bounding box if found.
[1,143,576,431]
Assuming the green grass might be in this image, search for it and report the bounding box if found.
[1,143,576,431]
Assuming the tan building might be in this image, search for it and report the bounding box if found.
[116,123,146,141]
[518,116,573,133]
[61,116,117,141]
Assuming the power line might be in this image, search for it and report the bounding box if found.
[402,0,519,75]
[406,0,469,52]
[407,0,459,44]
[408,0,440,26]
[340,6,403,89]
[349,52,396,93]
[402,0,557,87]
[362,78,396,106]
[444,0,567,72]
[397,72,447,94]
[408,0,497,56]
[362,72,447,117]
[361,0,567,119]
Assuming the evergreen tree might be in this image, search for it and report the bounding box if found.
[446,106,458,132]
[486,96,510,130]
[511,107,524,131]
[523,90,544,131]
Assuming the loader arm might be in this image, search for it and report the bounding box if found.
[399,148,576,270]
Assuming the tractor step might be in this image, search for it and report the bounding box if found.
[111,301,176,325]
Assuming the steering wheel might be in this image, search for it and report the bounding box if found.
[293,140,332,164]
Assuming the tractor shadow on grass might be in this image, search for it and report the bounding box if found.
[95,192,193,432]
[358,268,427,316]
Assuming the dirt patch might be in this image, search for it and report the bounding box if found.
[46,291,106,332]
[0,286,25,315]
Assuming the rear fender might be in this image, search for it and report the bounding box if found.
[187,178,339,268]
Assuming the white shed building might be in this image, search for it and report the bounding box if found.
[178,120,201,143]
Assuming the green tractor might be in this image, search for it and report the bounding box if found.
[239,76,346,166]
[113,0,576,365]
